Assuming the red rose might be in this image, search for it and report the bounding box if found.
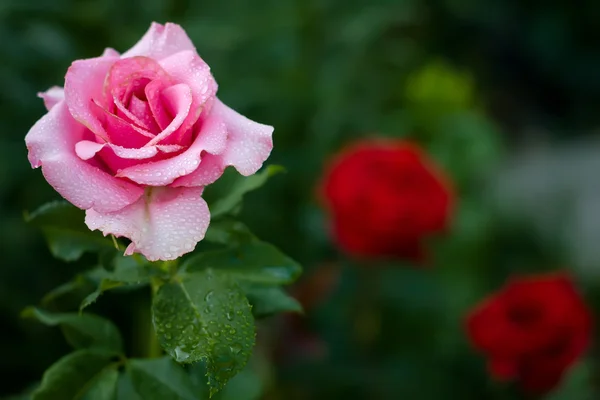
[320,139,453,262]
[466,273,592,394]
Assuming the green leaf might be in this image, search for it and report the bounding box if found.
[32,349,118,400]
[81,255,158,311]
[204,220,256,246]
[152,270,255,397]
[207,165,285,218]
[81,368,119,400]
[127,357,201,400]
[80,280,125,312]
[41,275,90,306]
[182,241,302,285]
[116,372,142,400]
[213,360,263,400]
[22,307,123,353]
[25,201,116,261]
[240,284,303,318]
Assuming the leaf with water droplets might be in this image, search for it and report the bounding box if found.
[182,241,301,285]
[25,201,116,261]
[205,165,285,219]
[152,269,255,397]
[127,357,200,400]
[22,307,123,353]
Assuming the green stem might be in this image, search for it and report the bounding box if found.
[145,277,164,358]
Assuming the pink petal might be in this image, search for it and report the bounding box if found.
[121,22,196,61]
[117,114,227,186]
[128,95,160,132]
[64,53,120,139]
[75,140,185,173]
[144,78,173,130]
[75,140,160,161]
[144,84,193,146]
[38,86,64,111]
[85,186,209,261]
[211,99,274,175]
[90,100,154,148]
[25,102,144,213]
[102,48,120,57]
[159,50,218,145]
[173,98,273,186]
[172,153,226,187]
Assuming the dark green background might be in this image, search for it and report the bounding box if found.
[2,0,600,398]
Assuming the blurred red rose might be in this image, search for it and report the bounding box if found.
[320,139,453,262]
[466,273,592,394]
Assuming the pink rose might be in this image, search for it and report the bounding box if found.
[25,22,273,261]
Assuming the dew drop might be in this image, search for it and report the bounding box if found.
[174,346,190,361]
[229,343,242,354]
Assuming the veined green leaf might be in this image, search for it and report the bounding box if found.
[127,357,202,400]
[152,269,255,397]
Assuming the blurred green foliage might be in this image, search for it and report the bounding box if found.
[2,0,600,399]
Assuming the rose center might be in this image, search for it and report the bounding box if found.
[507,301,543,327]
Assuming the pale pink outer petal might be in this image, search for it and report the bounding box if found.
[102,48,120,57]
[173,98,274,187]
[85,186,209,261]
[25,102,144,213]
[38,86,65,111]
[121,22,196,61]
[64,54,120,138]
[116,114,228,186]
[212,99,274,175]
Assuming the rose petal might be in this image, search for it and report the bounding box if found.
[144,83,193,146]
[174,98,273,186]
[102,48,120,57]
[488,359,517,380]
[85,186,209,261]
[121,22,196,61]
[128,95,160,132]
[64,53,120,139]
[209,99,273,175]
[172,153,225,187]
[159,50,218,145]
[90,99,154,148]
[75,140,160,161]
[117,113,227,186]
[75,140,185,173]
[38,86,64,111]
[25,102,143,213]
[144,78,173,130]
